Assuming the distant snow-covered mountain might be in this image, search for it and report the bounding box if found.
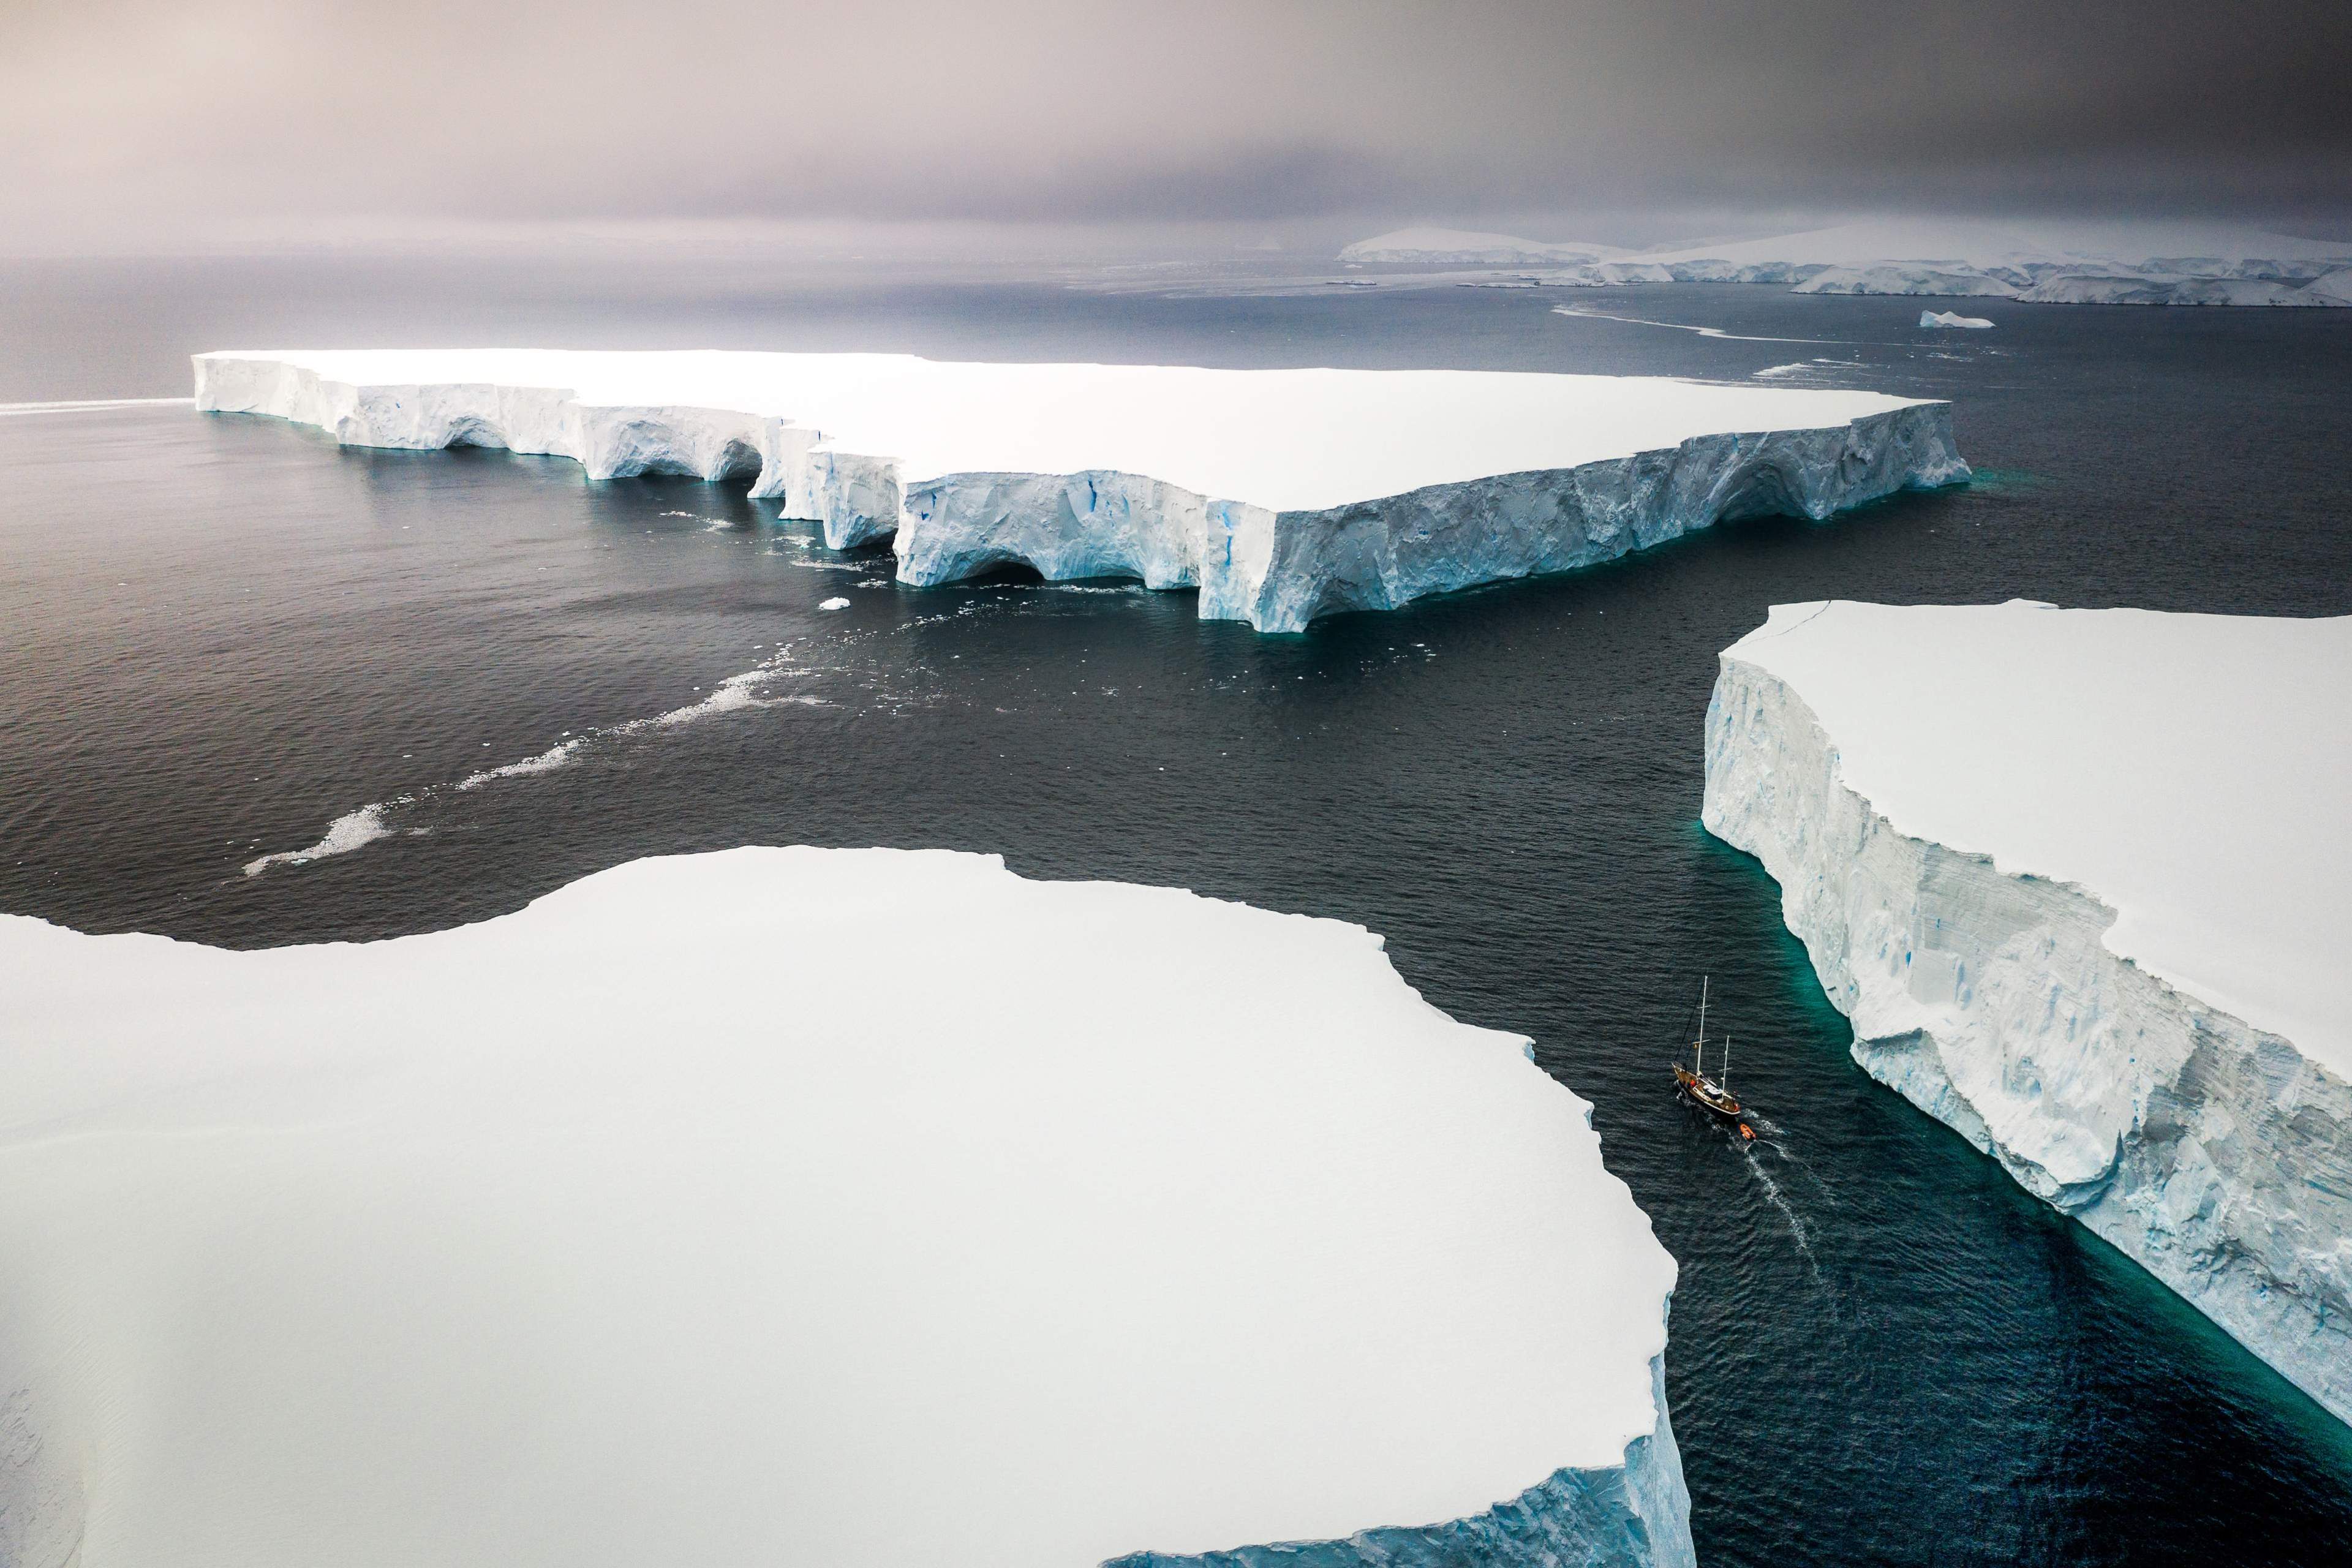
[1338,227,1628,265]
[1635,217,2352,272]
[1340,218,2352,306]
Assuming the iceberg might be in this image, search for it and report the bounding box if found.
[1703,601,2352,1427]
[0,846,1691,1567]
[197,349,1967,633]
[1918,311,1995,329]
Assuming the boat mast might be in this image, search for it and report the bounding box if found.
[1695,976,1708,1076]
[1722,1035,1731,1091]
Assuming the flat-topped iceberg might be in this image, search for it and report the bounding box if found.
[1918,310,1994,329]
[1703,601,2352,1426]
[196,349,1966,633]
[0,846,1690,1567]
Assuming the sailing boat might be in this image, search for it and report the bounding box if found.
[1672,976,1756,1140]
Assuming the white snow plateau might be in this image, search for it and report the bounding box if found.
[0,846,1692,1568]
[1703,601,2352,1426]
[195,349,1966,632]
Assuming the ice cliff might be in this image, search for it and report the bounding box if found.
[1703,601,2352,1427]
[0,846,1691,1568]
[197,349,1966,633]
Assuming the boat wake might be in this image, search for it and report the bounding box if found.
[1740,1136,1823,1278]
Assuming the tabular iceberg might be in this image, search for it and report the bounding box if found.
[1918,310,1994,330]
[195,349,1966,633]
[0,846,1691,1568]
[1703,602,2352,1427]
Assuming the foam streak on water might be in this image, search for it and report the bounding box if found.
[1551,306,1855,345]
[250,643,847,875]
[241,802,395,875]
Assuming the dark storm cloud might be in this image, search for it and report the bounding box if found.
[5,0,2347,247]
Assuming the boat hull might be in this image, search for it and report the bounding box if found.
[1672,1066,1752,1136]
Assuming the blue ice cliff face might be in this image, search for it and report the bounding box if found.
[1201,405,1964,633]
[1702,657,2352,1428]
[892,403,1965,633]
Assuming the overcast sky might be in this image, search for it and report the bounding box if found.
[7,0,2348,251]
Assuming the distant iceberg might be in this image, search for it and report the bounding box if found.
[197,349,1967,633]
[0,846,1692,1567]
[1704,601,2352,1428]
[1918,310,1994,329]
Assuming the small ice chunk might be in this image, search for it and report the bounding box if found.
[818,597,851,611]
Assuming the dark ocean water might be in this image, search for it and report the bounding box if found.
[4,260,2351,1565]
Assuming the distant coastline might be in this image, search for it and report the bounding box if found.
[1339,220,2352,306]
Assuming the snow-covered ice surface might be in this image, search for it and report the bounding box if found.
[195,350,1965,633]
[1703,601,2352,1425]
[0,846,1691,1568]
